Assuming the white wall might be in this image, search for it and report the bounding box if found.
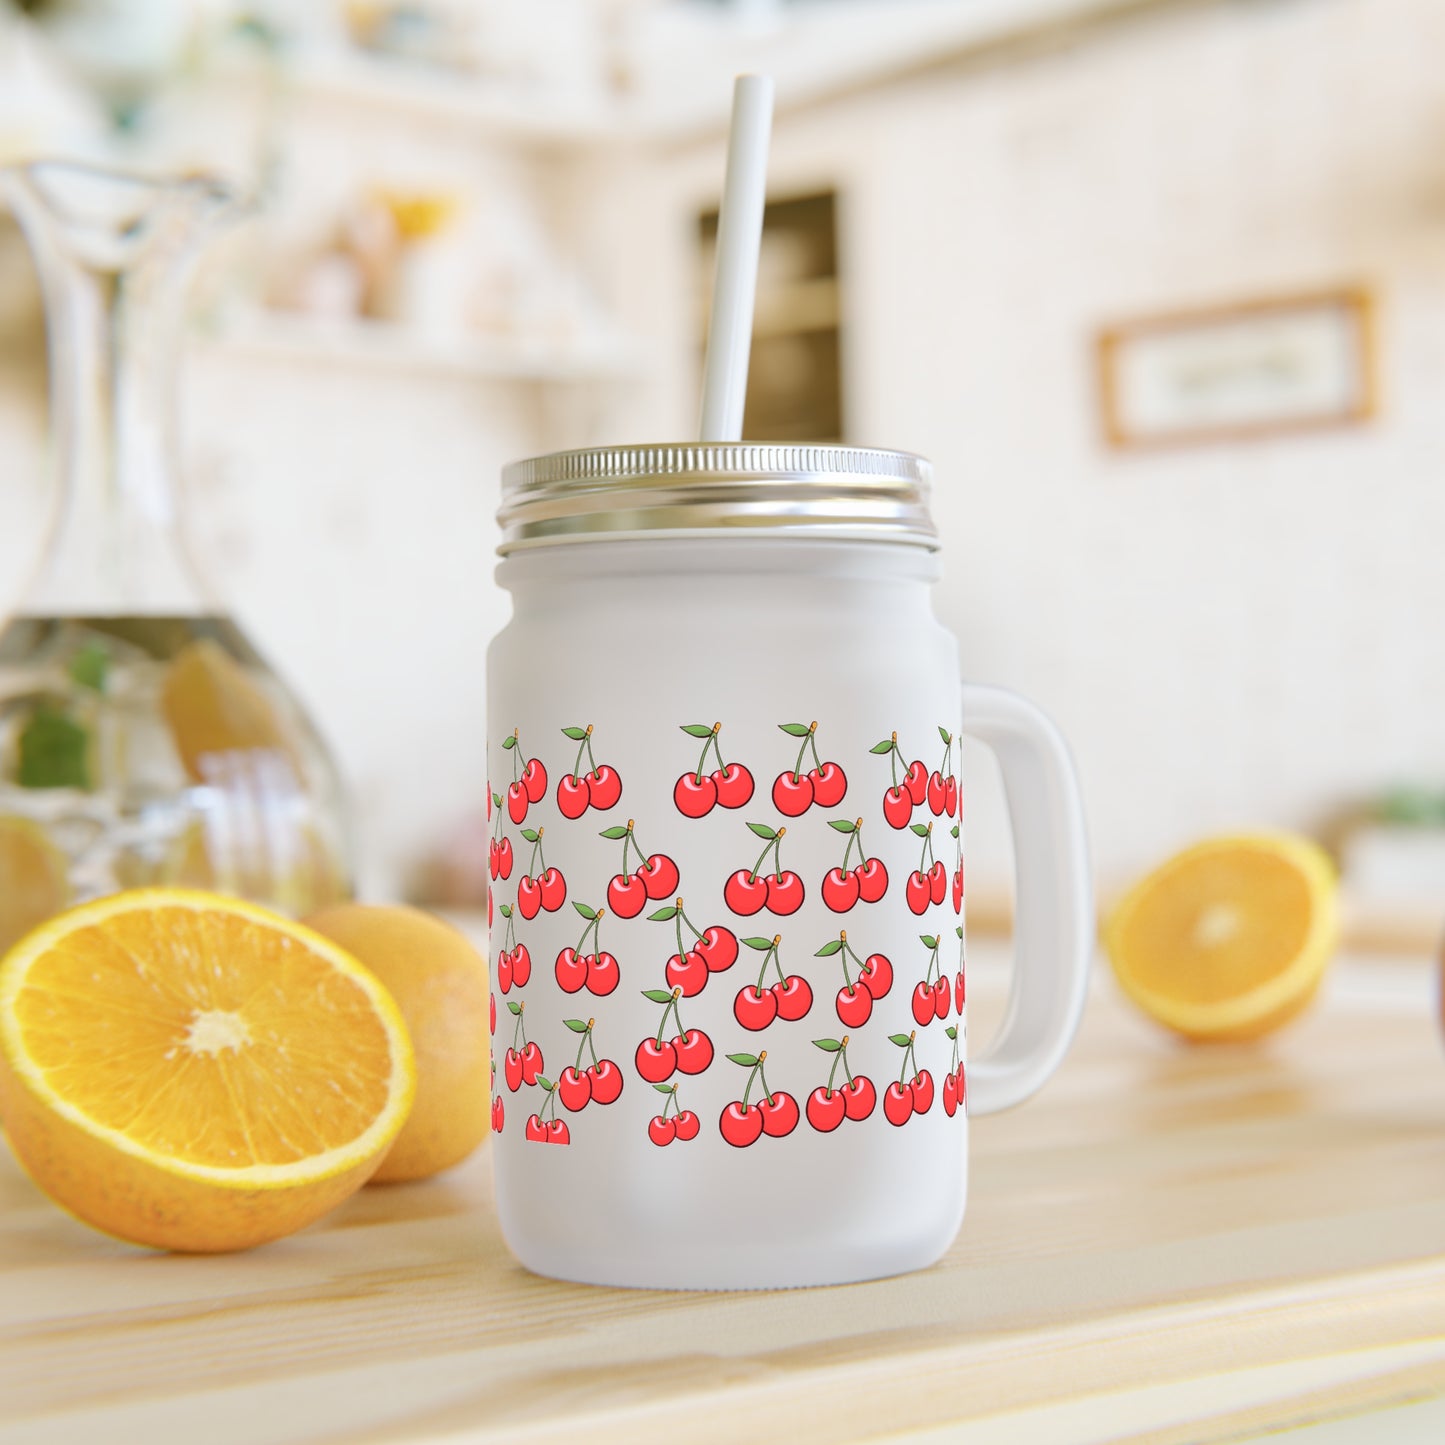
[582,0,1445,902]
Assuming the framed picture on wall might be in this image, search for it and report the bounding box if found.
[1096,287,1377,449]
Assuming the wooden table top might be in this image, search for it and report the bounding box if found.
[3,944,1444,1445]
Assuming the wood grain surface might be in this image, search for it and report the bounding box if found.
[3,944,1443,1445]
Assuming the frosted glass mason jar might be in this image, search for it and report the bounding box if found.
[487,444,1091,1290]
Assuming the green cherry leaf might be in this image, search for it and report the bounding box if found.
[742,936,774,951]
[956,926,965,939]
[827,819,857,833]
[726,1052,760,1068]
[499,904,513,918]
[814,939,844,957]
[910,823,931,838]
[507,1001,522,1015]
[778,722,812,737]
[648,906,679,922]
[537,1076,554,1091]
[680,723,714,738]
[564,1019,590,1033]
[888,1033,913,1048]
[501,735,517,750]
[746,822,778,840]
[653,1082,677,1094]
[572,902,598,920]
[869,740,893,755]
[938,726,952,745]
[492,791,503,807]
[812,1038,843,1052]
[520,827,540,843]
[561,726,588,740]
[641,989,674,1004]
[920,934,938,948]
[951,825,960,839]
[598,825,630,840]
[946,1026,958,1040]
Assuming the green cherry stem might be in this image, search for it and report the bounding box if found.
[758,1058,777,1107]
[898,1031,917,1088]
[741,1054,766,1110]
[790,725,814,785]
[837,931,856,992]
[512,1001,527,1050]
[655,988,682,1046]
[808,728,824,773]
[824,1038,847,1097]
[512,728,521,783]
[890,731,899,788]
[678,903,707,945]
[573,1020,594,1072]
[841,1041,855,1086]
[746,832,777,885]
[569,726,591,781]
[754,937,780,994]
[584,731,598,779]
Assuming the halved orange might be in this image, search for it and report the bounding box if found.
[0,889,414,1251]
[1105,833,1338,1041]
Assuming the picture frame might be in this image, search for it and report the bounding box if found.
[1096,287,1377,449]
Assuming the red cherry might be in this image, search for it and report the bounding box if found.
[953,868,964,913]
[772,975,813,1022]
[843,1075,876,1121]
[507,782,529,825]
[497,950,513,994]
[487,887,493,928]
[525,1113,547,1141]
[674,772,718,818]
[673,1028,713,1074]
[734,985,779,1031]
[546,1119,570,1145]
[943,1073,958,1117]
[539,867,567,912]
[521,1042,544,1085]
[926,771,947,816]
[648,1115,676,1147]
[674,1110,700,1141]
[496,837,514,880]
[766,871,805,915]
[956,969,966,1012]
[587,765,622,810]
[912,1070,935,1114]
[905,871,931,915]
[635,1037,677,1083]
[955,1063,966,1107]
[771,770,813,816]
[809,762,847,808]
[517,876,542,920]
[489,993,496,1035]
[587,951,620,996]
[608,872,648,918]
[836,983,872,1028]
[522,757,548,804]
[821,866,860,913]
[639,853,680,900]
[911,982,935,1026]
[486,790,492,822]
[587,1059,623,1105]
[492,1096,504,1132]
[884,1081,914,1126]
[720,1102,763,1147]
[556,774,589,819]
[759,1091,799,1138]
[945,776,958,817]
[488,840,499,880]
[807,1086,846,1133]
[695,926,739,973]
[511,944,531,988]
[557,1066,592,1112]
[665,949,709,997]
[854,857,888,903]
[860,953,893,999]
[883,785,912,829]
[724,869,769,915]
[928,861,948,906]
[555,947,587,993]
[713,763,754,809]
[933,976,951,1019]
[904,761,928,805]
[504,1048,524,1092]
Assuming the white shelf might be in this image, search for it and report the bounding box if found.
[203,314,646,385]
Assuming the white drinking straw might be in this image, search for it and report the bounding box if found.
[698,74,775,442]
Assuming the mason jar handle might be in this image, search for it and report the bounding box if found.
[960,683,1093,1115]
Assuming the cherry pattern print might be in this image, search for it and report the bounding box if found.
[490,1058,504,1134]
[910,932,952,1026]
[816,929,893,1029]
[903,821,947,916]
[674,722,755,816]
[502,1000,544,1093]
[600,818,679,918]
[501,729,548,826]
[883,1031,934,1125]
[556,724,623,818]
[648,898,739,997]
[525,1076,571,1145]
[494,904,532,994]
[925,728,958,817]
[488,790,515,882]
[733,934,813,1031]
[555,1017,625,1112]
[554,902,620,996]
[955,924,967,1015]
[648,1082,701,1146]
[871,731,928,829]
[805,1036,876,1132]
[720,1051,798,1146]
[724,823,804,916]
[771,721,849,815]
[942,1024,966,1117]
[820,816,888,912]
[516,827,567,920]
[635,986,715,1082]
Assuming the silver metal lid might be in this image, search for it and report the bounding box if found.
[497,443,938,555]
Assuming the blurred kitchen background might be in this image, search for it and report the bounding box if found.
[1,0,1441,945]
